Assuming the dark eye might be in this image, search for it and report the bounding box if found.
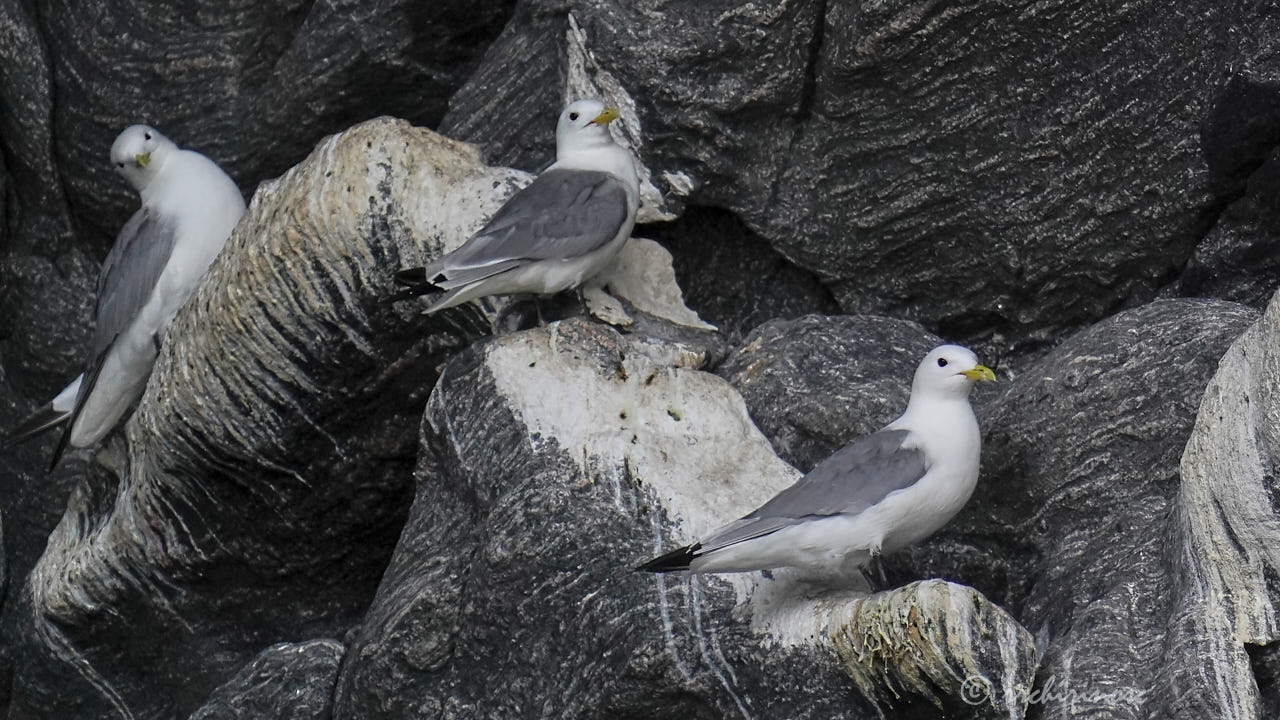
[144,132,151,140]
[117,162,125,168]
[937,358,948,367]
[569,112,579,121]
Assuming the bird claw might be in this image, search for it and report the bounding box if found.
[868,548,888,587]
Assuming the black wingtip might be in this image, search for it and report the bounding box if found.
[388,267,445,305]
[393,267,430,287]
[3,407,67,451]
[48,424,72,473]
[636,544,699,573]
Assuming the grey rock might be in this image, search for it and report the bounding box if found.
[189,640,344,720]
[1248,641,1280,720]
[722,298,1262,716]
[649,208,840,344]
[438,0,569,174]
[952,297,1258,627]
[718,314,942,471]
[832,580,1036,719]
[763,1,1238,346]
[4,119,505,719]
[1200,1,1280,187]
[335,316,1035,718]
[335,318,859,718]
[0,0,516,412]
[438,0,1275,350]
[913,299,1263,719]
[950,298,1259,719]
[1171,146,1280,307]
[1162,292,1280,717]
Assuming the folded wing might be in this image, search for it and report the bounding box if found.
[698,429,929,554]
[421,169,629,289]
[50,208,177,467]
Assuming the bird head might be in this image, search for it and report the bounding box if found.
[110,125,177,191]
[555,99,622,157]
[912,344,996,400]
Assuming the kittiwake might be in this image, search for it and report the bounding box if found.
[5,125,246,469]
[394,98,640,313]
[639,344,995,579]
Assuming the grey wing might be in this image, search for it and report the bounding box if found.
[425,169,629,289]
[699,429,928,553]
[90,207,178,360]
[50,208,177,470]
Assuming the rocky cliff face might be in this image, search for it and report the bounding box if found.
[2,1,1279,719]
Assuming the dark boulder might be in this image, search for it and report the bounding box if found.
[717,314,942,471]
[335,317,1035,719]
[440,0,1274,351]
[715,299,1264,717]
[3,119,501,719]
[189,640,344,720]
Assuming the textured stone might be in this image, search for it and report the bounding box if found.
[911,300,1264,720]
[833,580,1036,719]
[723,299,1262,717]
[334,318,854,718]
[189,640,344,720]
[1162,292,1280,718]
[4,119,509,719]
[439,0,1274,350]
[3,1,1280,717]
[718,314,943,471]
[762,1,1237,344]
[334,317,1034,718]
[650,208,840,343]
[1172,146,1280,308]
[0,0,516,410]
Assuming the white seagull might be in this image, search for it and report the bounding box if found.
[5,125,246,469]
[394,98,640,313]
[640,344,995,578]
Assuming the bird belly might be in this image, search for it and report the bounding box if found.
[69,332,157,447]
[691,517,873,576]
[504,229,632,296]
[69,222,226,447]
[874,465,980,554]
[691,465,979,577]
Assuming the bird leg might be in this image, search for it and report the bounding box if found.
[868,547,888,587]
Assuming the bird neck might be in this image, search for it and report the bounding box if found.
[553,144,638,187]
[894,391,976,432]
[889,392,982,467]
[138,149,187,205]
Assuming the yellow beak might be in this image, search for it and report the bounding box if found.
[135,152,151,168]
[590,108,620,126]
[962,365,996,382]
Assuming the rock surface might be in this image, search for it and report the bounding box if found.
[440,0,1280,350]
[0,0,515,409]
[717,314,942,471]
[649,208,840,343]
[189,640,344,720]
[4,119,509,719]
[334,317,1033,719]
[1166,292,1280,718]
[832,580,1036,719]
[3,1,1280,718]
[719,299,1266,717]
[952,299,1260,719]
[1171,146,1280,307]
